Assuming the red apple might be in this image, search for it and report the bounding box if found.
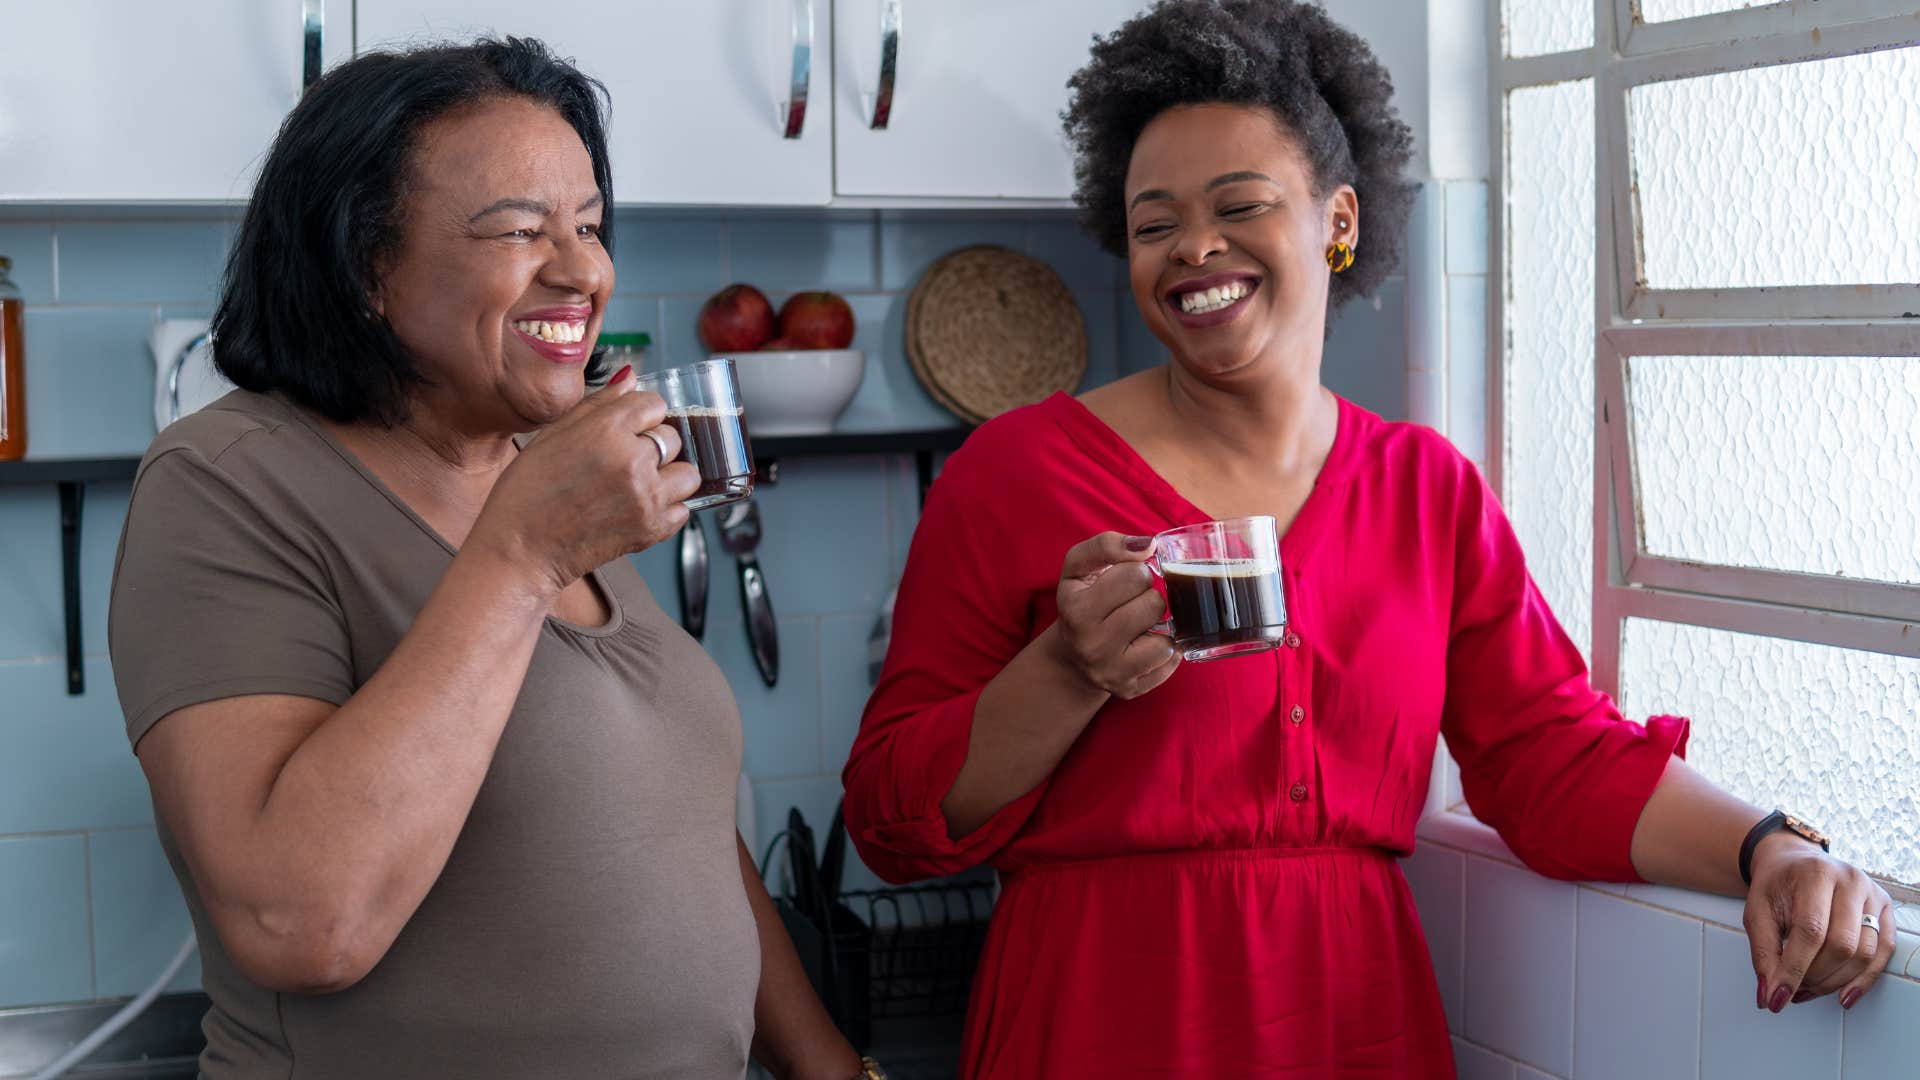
[698,284,776,352]
[777,291,856,349]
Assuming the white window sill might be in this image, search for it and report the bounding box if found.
[1415,808,1920,982]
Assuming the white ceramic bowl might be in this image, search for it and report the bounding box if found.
[723,348,866,436]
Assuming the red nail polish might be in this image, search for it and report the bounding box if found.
[1842,989,1861,1010]
[611,364,632,384]
[1756,977,1767,1010]
[1769,987,1791,1013]
[1125,535,1154,552]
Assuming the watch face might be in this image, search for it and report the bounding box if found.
[1782,814,1831,849]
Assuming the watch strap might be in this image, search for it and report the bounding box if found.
[1739,810,1787,886]
[1739,809,1830,886]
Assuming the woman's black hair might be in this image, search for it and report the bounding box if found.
[213,37,614,426]
[1063,0,1415,321]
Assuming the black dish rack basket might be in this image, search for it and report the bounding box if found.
[763,803,996,1051]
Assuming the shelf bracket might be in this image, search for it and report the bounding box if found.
[58,480,85,695]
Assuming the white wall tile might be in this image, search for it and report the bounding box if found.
[1445,181,1491,276]
[1700,925,1841,1080]
[1445,274,1488,463]
[1574,891,1702,1079]
[1325,278,1411,420]
[1467,856,1577,1076]
[1841,972,1920,1080]
[1405,844,1468,1029]
[1454,1036,1517,1080]
[1623,882,1747,930]
[1409,365,1447,429]
[1418,812,1523,869]
[1408,181,1446,379]
[1516,1068,1564,1080]
[1893,903,1919,979]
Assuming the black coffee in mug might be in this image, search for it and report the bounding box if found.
[668,405,753,510]
[1161,558,1287,657]
[637,358,753,512]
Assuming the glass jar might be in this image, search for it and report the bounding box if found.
[0,256,25,461]
[597,331,651,381]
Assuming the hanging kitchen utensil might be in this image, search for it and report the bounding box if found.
[677,513,710,639]
[786,807,822,924]
[867,585,895,686]
[718,497,778,687]
[819,800,849,901]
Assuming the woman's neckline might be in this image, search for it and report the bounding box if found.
[283,395,627,638]
[1043,387,1358,565]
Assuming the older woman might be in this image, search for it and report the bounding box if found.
[841,2,1898,1075]
[109,39,873,1080]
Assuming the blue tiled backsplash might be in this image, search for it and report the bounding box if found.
[0,206,1416,1010]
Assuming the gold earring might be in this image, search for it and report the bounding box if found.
[1326,242,1355,273]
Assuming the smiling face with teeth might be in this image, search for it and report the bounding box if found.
[1124,103,1358,387]
[371,96,613,432]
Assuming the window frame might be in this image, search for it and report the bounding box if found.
[1598,326,1920,628]
[1605,10,1920,321]
[1483,0,1920,897]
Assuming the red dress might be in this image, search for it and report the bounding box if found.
[842,393,1687,1078]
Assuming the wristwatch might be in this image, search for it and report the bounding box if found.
[850,1056,888,1080]
[1739,809,1831,886]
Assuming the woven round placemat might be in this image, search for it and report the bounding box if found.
[905,269,986,424]
[906,245,1087,423]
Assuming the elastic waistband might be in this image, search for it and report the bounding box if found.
[1001,844,1398,879]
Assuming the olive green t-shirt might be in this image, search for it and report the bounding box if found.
[108,390,759,1079]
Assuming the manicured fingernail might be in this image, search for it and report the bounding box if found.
[1756,977,1767,1010]
[1769,987,1791,1013]
[1125,535,1154,552]
[611,364,632,383]
[1842,989,1861,1010]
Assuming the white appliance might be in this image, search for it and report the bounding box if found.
[149,318,231,433]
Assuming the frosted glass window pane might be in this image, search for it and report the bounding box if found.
[1638,0,1773,20]
[1506,80,1595,659]
[1504,0,1593,57]
[1619,619,1920,885]
[1628,354,1920,584]
[1630,48,1920,288]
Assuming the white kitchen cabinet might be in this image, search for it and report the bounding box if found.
[831,0,1151,201]
[0,0,352,202]
[357,0,834,206]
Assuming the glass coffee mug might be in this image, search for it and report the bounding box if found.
[636,359,754,511]
[1149,515,1288,662]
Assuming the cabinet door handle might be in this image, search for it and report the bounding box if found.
[780,0,813,139]
[869,0,900,130]
[302,0,324,91]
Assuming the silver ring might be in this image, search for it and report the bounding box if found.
[641,427,672,467]
[1862,912,1881,933]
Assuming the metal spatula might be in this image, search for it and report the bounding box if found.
[718,498,778,687]
[676,513,709,640]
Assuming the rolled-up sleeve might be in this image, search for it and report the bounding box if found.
[841,446,1048,883]
[1440,465,1688,883]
